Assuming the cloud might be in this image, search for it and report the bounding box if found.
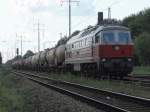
[15,0,96,16]
[71,0,96,16]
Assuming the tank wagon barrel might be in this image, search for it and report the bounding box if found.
[46,48,55,68]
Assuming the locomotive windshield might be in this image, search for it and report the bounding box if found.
[118,32,131,43]
[100,31,132,44]
[103,32,115,43]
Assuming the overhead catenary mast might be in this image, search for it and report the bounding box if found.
[108,7,111,20]
[107,1,120,21]
[34,20,45,52]
[16,33,23,56]
[61,0,80,37]
[16,33,32,56]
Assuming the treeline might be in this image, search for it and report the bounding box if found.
[6,50,34,65]
[122,8,150,65]
[0,52,2,65]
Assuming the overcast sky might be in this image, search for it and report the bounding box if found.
[0,0,150,62]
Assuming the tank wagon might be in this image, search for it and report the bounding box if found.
[12,12,134,78]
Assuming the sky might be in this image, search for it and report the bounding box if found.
[0,0,150,62]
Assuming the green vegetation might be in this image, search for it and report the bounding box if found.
[132,66,150,75]
[134,32,150,65]
[0,66,100,112]
[0,52,2,64]
[0,67,22,112]
[0,66,33,112]
[122,8,150,66]
[47,72,150,99]
[23,50,34,59]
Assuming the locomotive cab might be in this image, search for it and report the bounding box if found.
[94,26,134,76]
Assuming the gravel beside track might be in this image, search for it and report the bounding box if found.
[12,72,103,112]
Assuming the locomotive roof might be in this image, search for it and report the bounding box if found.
[66,25,129,44]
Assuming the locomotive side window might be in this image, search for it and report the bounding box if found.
[95,36,99,43]
[95,32,101,43]
[85,38,87,46]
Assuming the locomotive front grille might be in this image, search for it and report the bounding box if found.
[100,58,133,73]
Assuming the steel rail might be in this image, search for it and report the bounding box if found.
[13,71,128,112]
[13,71,150,112]
[16,70,150,106]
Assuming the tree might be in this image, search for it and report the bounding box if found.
[134,32,150,65]
[55,30,80,47]
[23,50,34,59]
[0,52,2,64]
[122,8,150,39]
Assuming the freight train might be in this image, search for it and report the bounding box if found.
[12,12,134,78]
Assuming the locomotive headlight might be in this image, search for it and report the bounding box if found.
[114,46,120,51]
[101,58,106,62]
[128,58,132,62]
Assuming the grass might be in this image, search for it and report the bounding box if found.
[47,72,150,99]
[0,65,34,112]
[132,66,150,75]
[0,66,100,112]
[0,66,23,112]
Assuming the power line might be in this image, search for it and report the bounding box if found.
[33,20,45,52]
[16,33,32,56]
[60,0,80,37]
[107,1,120,20]
[74,0,121,27]
[16,33,24,56]
[72,7,97,29]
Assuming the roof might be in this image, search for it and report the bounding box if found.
[66,25,129,44]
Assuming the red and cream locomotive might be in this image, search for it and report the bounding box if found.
[65,25,133,77]
[65,13,133,77]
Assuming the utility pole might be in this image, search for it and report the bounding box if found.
[34,20,45,52]
[16,33,23,56]
[107,1,120,21]
[61,0,80,37]
[108,7,111,21]
[16,33,31,57]
[69,0,71,37]
[37,20,40,52]
[21,35,23,56]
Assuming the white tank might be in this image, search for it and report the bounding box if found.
[46,48,55,66]
[55,44,65,65]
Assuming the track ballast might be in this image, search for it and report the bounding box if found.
[12,70,150,112]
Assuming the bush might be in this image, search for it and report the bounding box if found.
[134,32,150,65]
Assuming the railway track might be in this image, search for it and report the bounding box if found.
[12,70,150,112]
[23,71,150,88]
[124,75,150,87]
